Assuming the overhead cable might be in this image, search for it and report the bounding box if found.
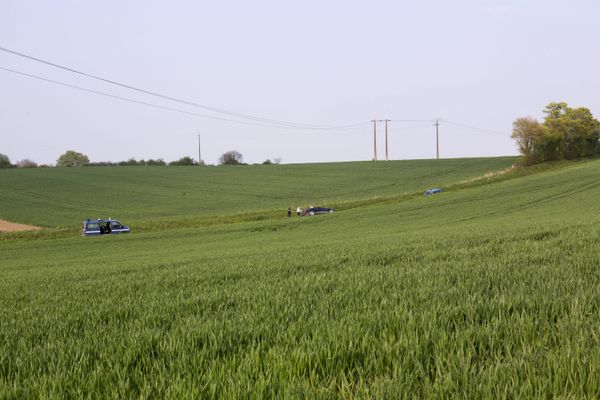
[0,65,368,131]
[0,45,366,130]
[441,120,509,136]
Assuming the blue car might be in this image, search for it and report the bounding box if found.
[424,188,443,196]
[82,219,130,237]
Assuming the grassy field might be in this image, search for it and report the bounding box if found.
[0,157,516,227]
[2,157,600,398]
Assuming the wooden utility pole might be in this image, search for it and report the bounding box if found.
[198,133,202,166]
[434,120,440,159]
[371,120,377,161]
[384,119,390,161]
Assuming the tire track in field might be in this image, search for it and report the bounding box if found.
[450,173,600,224]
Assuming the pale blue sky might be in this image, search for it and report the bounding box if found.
[1,0,599,164]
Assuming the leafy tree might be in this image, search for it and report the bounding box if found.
[219,150,243,165]
[169,156,197,166]
[543,103,600,159]
[262,159,273,165]
[512,102,600,165]
[0,153,12,168]
[538,126,564,162]
[57,150,90,167]
[16,159,38,168]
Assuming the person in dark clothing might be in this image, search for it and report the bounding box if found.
[287,207,292,217]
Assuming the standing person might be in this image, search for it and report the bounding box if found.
[287,207,292,218]
[296,206,302,216]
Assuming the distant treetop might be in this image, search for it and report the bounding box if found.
[219,150,243,165]
[0,153,12,168]
[57,150,90,167]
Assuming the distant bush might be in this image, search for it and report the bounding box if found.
[146,158,166,166]
[87,161,117,167]
[86,158,165,167]
[16,159,38,168]
[0,153,13,168]
[118,158,140,166]
[262,158,281,165]
[169,156,198,166]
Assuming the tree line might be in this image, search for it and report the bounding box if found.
[0,150,281,168]
[0,151,182,168]
[512,102,600,165]
[5,103,599,169]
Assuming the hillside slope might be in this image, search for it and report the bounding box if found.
[0,157,516,227]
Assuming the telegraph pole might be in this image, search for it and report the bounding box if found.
[434,120,440,160]
[384,119,390,161]
[371,120,377,161]
[198,133,202,166]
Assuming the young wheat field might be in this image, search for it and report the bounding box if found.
[2,157,600,398]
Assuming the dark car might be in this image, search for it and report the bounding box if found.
[303,207,335,216]
[424,188,443,196]
[82,219,130,237]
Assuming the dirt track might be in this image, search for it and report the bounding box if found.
[0,219,42,232]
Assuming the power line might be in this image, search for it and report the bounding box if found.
[390,119,433,123]
[0,65,370,131]
[391,119,508,136]
[0,45,367,130]
[441,120,509,136]
[0,47,512,146]
[399,123,435,130]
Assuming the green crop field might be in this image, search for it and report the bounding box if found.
[0,157,515,228]
[2,156,600,399]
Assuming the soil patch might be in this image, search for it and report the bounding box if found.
[0,219,43,232]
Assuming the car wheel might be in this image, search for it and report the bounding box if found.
[309,211,315,216]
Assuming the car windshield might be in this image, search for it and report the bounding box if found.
[110,221,122,227]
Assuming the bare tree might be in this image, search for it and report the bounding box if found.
[16,159,38,168]
[511,117,546,165]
